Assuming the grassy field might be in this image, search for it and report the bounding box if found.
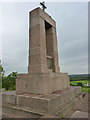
[70,80,90,85]
[70,80,90,93]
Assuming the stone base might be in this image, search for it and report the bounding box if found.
[16,72,70,95]
[2,86,82,118]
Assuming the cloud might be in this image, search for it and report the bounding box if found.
[1,2,88,75]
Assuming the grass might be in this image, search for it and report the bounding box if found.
[81,87,90,92]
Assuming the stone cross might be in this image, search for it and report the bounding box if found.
[40,1,47,11]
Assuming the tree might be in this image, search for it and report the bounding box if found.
[7,72,17,90]
[0,60,5,77]
[0,65,3,73]
[2,72,17,90]
[0,60,17,91]
[0,60,5,89]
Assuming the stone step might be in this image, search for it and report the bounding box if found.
[53,94,83,118]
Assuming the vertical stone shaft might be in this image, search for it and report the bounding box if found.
[28,8,48,73]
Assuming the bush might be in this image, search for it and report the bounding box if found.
[70,83,76,86]
[77,82,83,87]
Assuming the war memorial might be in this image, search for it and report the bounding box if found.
[2,6,83,118]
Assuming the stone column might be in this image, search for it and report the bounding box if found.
[28,8,48,74]
[52,27,60,73]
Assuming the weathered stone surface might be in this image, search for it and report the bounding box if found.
[2,87,82,118]
[16,72,70,95]
[70,111,88,118]
[2,105,43,118]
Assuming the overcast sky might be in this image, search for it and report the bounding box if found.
[1,2,88,75]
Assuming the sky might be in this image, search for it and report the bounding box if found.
[0,2,88,75]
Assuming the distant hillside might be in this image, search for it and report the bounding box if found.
[69,74,89,81]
